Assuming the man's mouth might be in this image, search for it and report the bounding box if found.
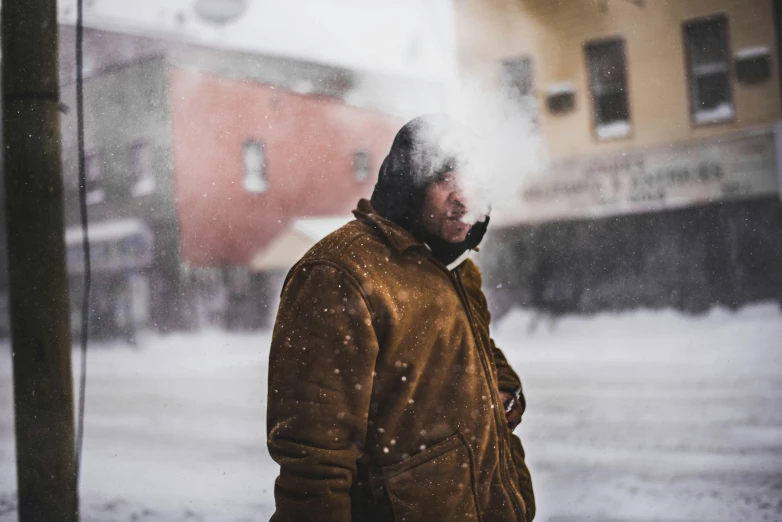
[446,215,470,230]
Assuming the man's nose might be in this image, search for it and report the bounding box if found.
[450,188,467,208]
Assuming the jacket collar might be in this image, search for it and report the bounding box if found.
[353,198,423,253]
[445,249,471,271]
[353,199,475,271]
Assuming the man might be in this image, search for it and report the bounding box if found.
[267,115,535,522]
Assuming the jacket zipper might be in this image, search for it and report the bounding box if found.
[451,268,526,522]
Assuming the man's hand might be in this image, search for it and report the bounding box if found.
[500,390,523,431]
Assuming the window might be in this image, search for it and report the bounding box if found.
[546,83,576,115]
[735,47,771,85]
[85,149,104,204]
[353,149,370,182]
[243,140,267,193]
[586,39,631,139]
[129,141,155,196]
[501,57,538,121]
[684,15,734,125]
[500,57,534,101]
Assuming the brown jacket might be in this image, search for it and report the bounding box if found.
[267,199,535,522]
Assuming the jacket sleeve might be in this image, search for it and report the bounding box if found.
[267,263,379,522]
[490,338,523,398]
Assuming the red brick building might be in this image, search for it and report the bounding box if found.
[169,67,399,269]
[166,67,400,328]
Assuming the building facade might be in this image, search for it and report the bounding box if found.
[59,55,183,338]
[457,0,782,313]
[56,26,401,335]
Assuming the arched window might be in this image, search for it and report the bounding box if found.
[243,140,267,193]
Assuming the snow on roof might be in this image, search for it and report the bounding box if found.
[735,46,770,60]
[546,82,576,96]
[65,218,152,245]
[250,216,353,271]
[292,216,354,242]
[57,0,458,82]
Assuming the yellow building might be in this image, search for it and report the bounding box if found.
[457,0,782,313]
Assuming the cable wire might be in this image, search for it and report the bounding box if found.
[74,0,91,492]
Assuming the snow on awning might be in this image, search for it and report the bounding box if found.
[735,46,770,60]
[546,82,576,96]
[65,218,152,246]
[250,217,353,272]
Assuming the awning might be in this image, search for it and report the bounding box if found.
[65,219,154,273]
[65,218,152,246]
[250,217,352,271]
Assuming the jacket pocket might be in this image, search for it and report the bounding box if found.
[382,433,480,522]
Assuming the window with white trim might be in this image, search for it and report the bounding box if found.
[353,149,370,182]
[501,56,537,122]
[85,149,104,204]
[243,140,267,193]
[684,15,734,125]
[586,38,632,140]
[129,140,155,197]
[500,57,534,100]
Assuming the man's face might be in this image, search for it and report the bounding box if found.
[421,171,473,243]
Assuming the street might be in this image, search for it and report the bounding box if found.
[0,302,780,521]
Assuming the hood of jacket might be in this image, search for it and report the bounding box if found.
[369,114,489,266]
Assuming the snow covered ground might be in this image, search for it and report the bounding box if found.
[0,302,780,521]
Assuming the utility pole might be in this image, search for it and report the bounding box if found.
[2,0,79,520]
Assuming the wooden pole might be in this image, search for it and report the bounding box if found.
[2,0,79,519]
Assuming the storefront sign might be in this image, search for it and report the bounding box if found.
[511,127,779,222]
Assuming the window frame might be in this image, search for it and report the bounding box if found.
[243,139,268,193]
[84,147,105,205]
[682,12,736,127]
[584,35,633,141]
[500,55,538,123]
[500,56,535,100]
[129,139,155,197]
[353,148,371,182]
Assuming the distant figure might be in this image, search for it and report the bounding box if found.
[266,115,535,522]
